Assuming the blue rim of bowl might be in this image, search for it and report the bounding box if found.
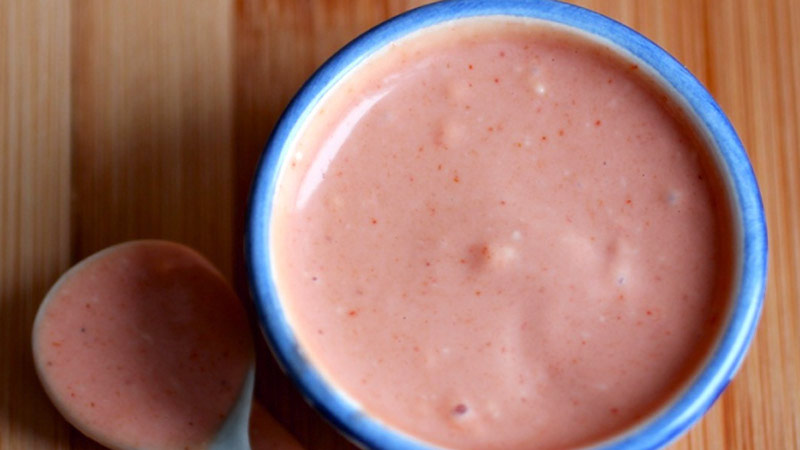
[245,1,768,449]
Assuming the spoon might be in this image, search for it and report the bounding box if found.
[209,364,255,450]
[32,240,257,450]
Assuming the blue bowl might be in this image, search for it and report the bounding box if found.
[245,1,768,448]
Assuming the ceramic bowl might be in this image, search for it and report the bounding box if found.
[246,1,768,448]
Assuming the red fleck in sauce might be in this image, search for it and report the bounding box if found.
[33,241,253,450]
[270,19,733,449]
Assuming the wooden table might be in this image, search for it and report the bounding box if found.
[2,1,798,448]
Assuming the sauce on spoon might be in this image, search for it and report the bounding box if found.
[33,241,254,449]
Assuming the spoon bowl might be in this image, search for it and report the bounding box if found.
[32,240,255,450]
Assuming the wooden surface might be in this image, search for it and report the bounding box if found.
[1,0,798,448]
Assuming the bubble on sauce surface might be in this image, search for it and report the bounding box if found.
[664,189,681,206]
[463,241,524,271]
[436,119,467,148]
[446,78,473,101]
[452,403,469,416]
[527,65,548,96]
[492,245,519,267]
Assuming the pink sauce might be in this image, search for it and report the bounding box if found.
[271,19,732,449]
[33,241,253,450]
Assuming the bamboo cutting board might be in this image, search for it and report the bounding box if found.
[2,1,798,449]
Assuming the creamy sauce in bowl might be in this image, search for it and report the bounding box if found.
[269,18,733,450]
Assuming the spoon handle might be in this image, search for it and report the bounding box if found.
[208,363,255,450]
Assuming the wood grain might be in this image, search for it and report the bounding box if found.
[72,0,235,276]
[0,1,72,449]
[1,0,798,449]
